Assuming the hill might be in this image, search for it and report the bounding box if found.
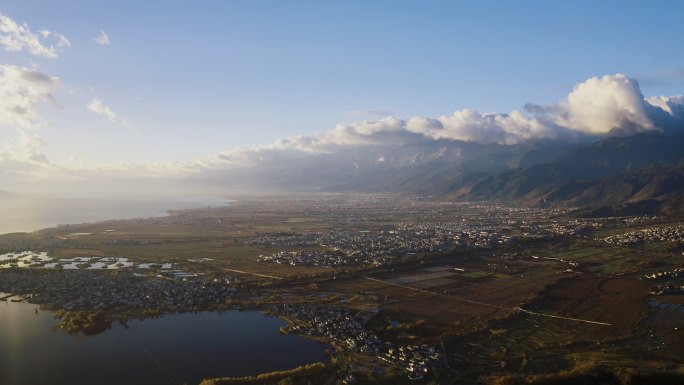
[443,132,684,215]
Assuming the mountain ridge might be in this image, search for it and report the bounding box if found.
[194,131,684,216]
[442,132,684,215]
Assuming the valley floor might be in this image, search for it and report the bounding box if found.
[1,194,684,384]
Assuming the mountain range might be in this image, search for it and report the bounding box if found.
[195,132,684,216]
[443,132,684,215]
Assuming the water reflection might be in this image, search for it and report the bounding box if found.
[0,297,329,385]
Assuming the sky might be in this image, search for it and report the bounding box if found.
[1,0,684,192]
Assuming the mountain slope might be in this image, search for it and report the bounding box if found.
[195,130,684,216]
[562,161,684,216]
[444,132,684,207]
[193,140,571,193]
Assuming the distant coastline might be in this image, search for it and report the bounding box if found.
[0,193,230,235]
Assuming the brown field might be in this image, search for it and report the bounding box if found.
[368,284,434,301]
[419,265,456,273]
[387,270,459,284]
[529,274,651,330]
[411,277,459,288]
[315,259,567,334]
[218,261,337,279]
[382,274,559,328]
[381,295,512,327]
[315,276,389,293]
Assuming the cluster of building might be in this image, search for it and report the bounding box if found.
[602,225,684,246]
[254,222,518,267]
[280,304,381,351]
[649,284,684,296]
[0,269,236,311]
[258,250,353,266]
[621,216,659,226]
[249,232,321,247]
[379,344,442,380]
[320,224,464,259]
[518,219,598,238]
[644,267,684,281]
[277,304,442,379]
[645,264,684,296]
[250,213,639,269]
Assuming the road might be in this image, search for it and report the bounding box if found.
[360,275,612,326]
[220,267,282,280]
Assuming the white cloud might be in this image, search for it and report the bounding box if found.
[0,65,61,129]
[404,110,568,145]
[55,33,71,48]
[0,130,49,166]
[0,64,61,181]
[555,74,654,135]
[0,128,201,189]
[646,95,684,120]
[87,98,117,122]
[0,13,69,58]
[244,74,684,151]
[0,129,58,187]
[199,74,684,171]
[120,116,131,129]
[3,73,684,192]
[94,30,109,46]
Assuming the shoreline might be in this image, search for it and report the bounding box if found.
[0,195,233,236]
[3,290,338,357]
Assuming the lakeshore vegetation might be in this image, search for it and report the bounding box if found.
[199,362,328,385]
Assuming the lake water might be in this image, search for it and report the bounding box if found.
[0,194,229,235]
[0,298,330,385]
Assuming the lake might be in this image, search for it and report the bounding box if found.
[0,193,229,235]
[0,297,330,385]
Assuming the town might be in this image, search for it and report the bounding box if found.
[0,269,237,312]
[278,304,442,381]
[602,224,684,246]
[0,196,683,384]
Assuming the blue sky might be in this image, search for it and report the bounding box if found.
[1,0,684,167]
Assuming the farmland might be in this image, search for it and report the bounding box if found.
[1,194,684,384]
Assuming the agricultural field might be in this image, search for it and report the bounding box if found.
[2,196,684,383]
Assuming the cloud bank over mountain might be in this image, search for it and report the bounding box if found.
[1,72,683,193]
[200,74,684,175]
[229,74,682,154]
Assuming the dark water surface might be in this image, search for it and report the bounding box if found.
[0,298,329,385]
